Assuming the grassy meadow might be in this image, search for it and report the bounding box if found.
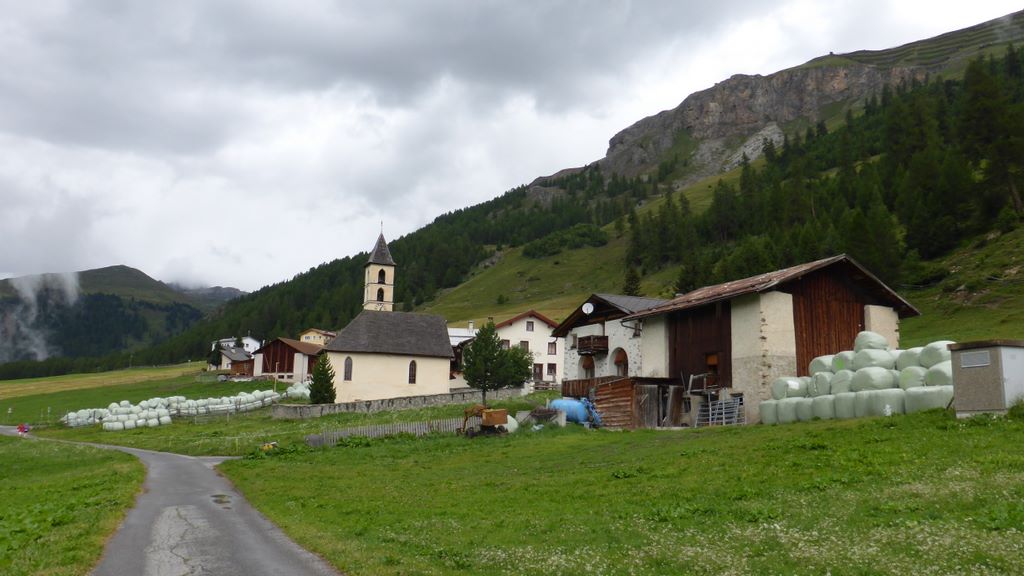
[220,410,1024,576]
[0,365,267,426]
[35,392,558,456]
[0,436,144,576]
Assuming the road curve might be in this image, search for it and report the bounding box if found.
[0,426,342,576]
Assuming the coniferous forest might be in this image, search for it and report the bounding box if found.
[2,48,1023,380]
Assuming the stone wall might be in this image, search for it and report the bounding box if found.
[271,386,527,420]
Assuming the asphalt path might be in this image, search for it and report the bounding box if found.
[1,426,342,576]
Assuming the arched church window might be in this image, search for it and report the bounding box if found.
[408,360,417,384]
[377,288,385,302]
[344,356,353,381]
[378,269,386,284]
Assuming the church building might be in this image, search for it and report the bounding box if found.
[321,233,454,402]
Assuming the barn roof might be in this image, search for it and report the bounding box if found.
[623,254,919,321]
[324,310,454,358]
[551,293,669,337]
[255,338,323,356]
[367,233,396,266]
[219,346,252,362]
[493,309,558,330]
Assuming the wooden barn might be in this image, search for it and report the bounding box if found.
[561,255,919,427]
[253,338,323,382]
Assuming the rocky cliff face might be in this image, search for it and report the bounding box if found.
[599,62,931,181]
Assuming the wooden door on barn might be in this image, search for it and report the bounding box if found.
[788,269,866,376]
[668,302,732,390]
[635,384,688,428]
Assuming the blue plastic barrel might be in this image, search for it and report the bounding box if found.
[550,398,592,423]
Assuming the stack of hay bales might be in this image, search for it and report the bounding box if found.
[285,380,312,400]
[62,387,286,432]
[760,332,955,425]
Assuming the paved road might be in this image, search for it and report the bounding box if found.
[1,426,342,576]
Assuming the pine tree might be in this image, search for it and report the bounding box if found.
[308,354,336,404]
[463,322,532,406]
[622,266,641,296]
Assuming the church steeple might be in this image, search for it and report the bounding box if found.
[363,233,395,311]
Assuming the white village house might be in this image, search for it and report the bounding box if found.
[558,255,918,428]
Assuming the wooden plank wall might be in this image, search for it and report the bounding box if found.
[789,269,866,376]
[562,376,621,398]
[595,379,636,428]
[668,302,732,388]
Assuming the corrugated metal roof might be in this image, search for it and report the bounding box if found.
[623,254,919,320]
[324,310,454,358]
[593,293,670,314]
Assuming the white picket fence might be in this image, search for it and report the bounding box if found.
[306,416,482,447]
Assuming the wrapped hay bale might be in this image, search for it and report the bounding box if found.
[920,340,955,368]
[899,366,928,390]
[831,351,855,372]
[796,397,815,422]
[812,395,835,420]
[830,370,854,394]
[854,391,874,418]
[925,360,953,387]
[851,367,896,392]
[159,416,172,425]
[771,377,806,400]
[123,420,136,430]
[108,402,119,411]
[119,400,130,408]
[905,385,954,414]
[869,388,906,416]
[889,369,901,385]
[897,347,924,370]
[777,398,801,424]
[809,355,835,375]
[146,419,159,428]
[760,400,779,425]
[853,349,896,371]
[834,392,857,419]
[810,372,833,397]
[107,421,125,431]
[854,331,890,352]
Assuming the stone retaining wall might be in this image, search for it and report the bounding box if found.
[272,386,527,420]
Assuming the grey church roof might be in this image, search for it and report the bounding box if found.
[367,233,396,266]
[324,310,454,358]
[220,346,252,362]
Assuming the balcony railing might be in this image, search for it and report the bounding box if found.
[576,335,609,356]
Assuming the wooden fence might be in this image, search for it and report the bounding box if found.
[306,416,482,447]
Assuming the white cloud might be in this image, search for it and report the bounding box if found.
[0,0,1019,290]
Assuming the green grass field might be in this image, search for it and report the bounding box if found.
[219,410,1024,576]
[0,436,144,576]
[0,366,268,427]
[36,392,558,456]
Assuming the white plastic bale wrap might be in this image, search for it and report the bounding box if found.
[852,349,897,371]
[796,397,815,421]
[905,385,954,413]
[812,395,836,420]
[830,370,854,394]
[771,377,806,400]
[777,398,801,424]
[870,388,906,416]
[854,331,890,352]
[897,347,924,370]
[809,355,835,375]
[158,416,172,425]
[899,366,928,390]
[760,400,779,425]
[124,420,136,429]
[119,400,130,408]
[834,392,857,419]
[831,351,855,372]
[810,372,833,397]
[925,360,953,387]
[919,340,956,368]
[854,391,874,418]
[851,367,896,392]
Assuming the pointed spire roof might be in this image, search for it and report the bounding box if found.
[367,233,396,266]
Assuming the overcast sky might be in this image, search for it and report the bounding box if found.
[0,1,1019,291]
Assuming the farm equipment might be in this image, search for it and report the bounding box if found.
[458,404,510,437]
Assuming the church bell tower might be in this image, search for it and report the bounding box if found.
[363,233,395,311]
